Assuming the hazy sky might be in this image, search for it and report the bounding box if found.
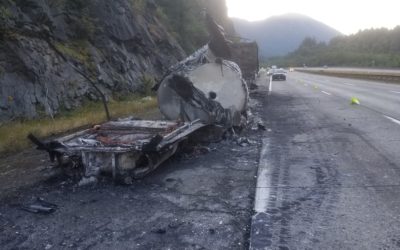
[226,0,400,35]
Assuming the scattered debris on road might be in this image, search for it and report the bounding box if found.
[20,197,57,214]
[351,97,360,105]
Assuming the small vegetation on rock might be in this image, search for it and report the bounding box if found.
[54,41,91,64]
[0,5,12,40]
[156,0,208,53]
[53,40,98,78]
[61,0,98,40]
[130,0,146,12]
[139,74,156,96]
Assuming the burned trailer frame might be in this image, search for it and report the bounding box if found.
[29,119,206,183]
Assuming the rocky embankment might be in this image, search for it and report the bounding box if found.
[0,0,200,121]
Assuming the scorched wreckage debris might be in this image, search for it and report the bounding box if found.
[28,15,259,183]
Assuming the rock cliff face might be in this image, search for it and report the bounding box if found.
[0,0,232,122]
[208,2,234,36]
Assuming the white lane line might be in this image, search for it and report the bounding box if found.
[390,91,400,94]
[343,83,354,86]
[268,77,272,95]
[254,138,271,213]
[321,91,331,96]
[384,115,400,126]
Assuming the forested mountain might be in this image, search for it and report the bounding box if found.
[232,13,341,58]
[0,0,232,121]
[269,26,400,67]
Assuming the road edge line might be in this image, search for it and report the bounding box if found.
[268,77,272,95]
[383,115,400,126]
[250,138,271,250]
[254,138,270,212]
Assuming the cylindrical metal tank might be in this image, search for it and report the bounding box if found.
[157,60,248,127]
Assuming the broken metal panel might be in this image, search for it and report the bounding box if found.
[21,198,58,214]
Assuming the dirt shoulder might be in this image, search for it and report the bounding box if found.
[0,150,57,200]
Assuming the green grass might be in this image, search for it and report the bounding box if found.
[0,96,158,155]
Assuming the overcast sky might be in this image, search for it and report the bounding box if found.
[226,0,400,35]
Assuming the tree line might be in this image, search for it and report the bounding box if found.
[267,26,400,68]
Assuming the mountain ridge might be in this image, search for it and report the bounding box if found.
[232,13,342,59]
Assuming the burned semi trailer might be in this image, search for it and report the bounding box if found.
[230,41,259,87]
[28,15,253,183]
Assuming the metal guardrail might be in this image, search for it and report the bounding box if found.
[295,68,400,83]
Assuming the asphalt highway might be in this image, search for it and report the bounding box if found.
[295,72,400,119]
[251,72,400,249]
